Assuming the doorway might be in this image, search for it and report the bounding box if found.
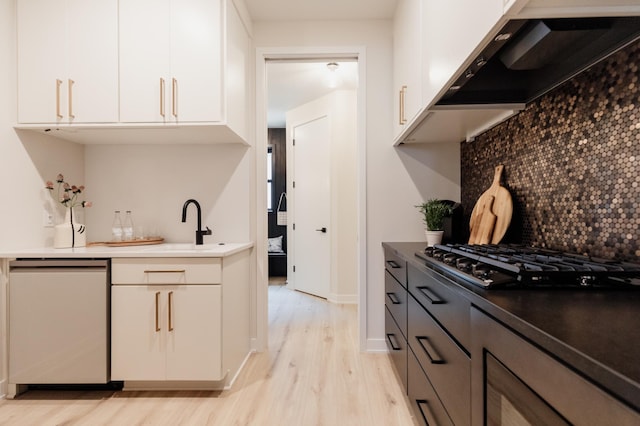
[257,51,365,351]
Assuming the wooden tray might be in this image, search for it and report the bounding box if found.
[87,238,165,247]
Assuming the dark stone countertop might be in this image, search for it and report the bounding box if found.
[383,242,640,412]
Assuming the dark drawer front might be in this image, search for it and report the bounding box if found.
[408,262,470,351]
[408,347,454,426]
[385,307,407,393]
[384,247,407,288]
[385,270,407,338]
[409,295,470,426]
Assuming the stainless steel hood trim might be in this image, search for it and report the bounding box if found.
[437,16,640,107]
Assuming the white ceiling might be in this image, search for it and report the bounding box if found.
[244,0,398,22]
[247,0,397,128]
[267,61,359,128]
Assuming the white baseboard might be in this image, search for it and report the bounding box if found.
[328,293,358,304]
[224,350,254,390]
[365,338,388,353]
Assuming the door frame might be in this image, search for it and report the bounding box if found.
[255,46,367,352]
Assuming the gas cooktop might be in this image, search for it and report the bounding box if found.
[415,244,640,289]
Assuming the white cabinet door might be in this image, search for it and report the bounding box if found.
[17,0,118,124]
[111,285,222,381]
[119,0,170,123]
[170,0,223,123]
[166,286,222,380]
[66,0,119,123]
[222,0,249,141]
[393,0,424,139]
[111,286,165,380]
[17,0,66,124]
[120,0,222,124]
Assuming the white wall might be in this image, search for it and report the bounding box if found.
[253,20,461,350]
[285,90,358,303]
[84,144,251,244]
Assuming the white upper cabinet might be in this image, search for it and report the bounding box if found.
[17,0,119,124]
[392,0,424,140]
[394,0,640,145]
[394,0,512,145]
[119,0,223,124]
[16,0,250,144]
[119,0,249,143]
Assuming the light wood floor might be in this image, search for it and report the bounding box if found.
[0,285,416,426]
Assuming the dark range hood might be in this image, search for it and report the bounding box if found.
[437,16,640,106]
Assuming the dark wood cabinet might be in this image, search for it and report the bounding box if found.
[408,262,470,352]
[386,247,471,425]
[408,295,470,426]
[383,242,640,426]
[385,307,408,392]
[385,247,407,285]
[408,347,454,426]
[383,247,408,393]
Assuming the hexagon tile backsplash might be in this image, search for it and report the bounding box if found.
[461,40,639,262]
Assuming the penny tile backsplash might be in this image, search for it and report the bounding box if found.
[461,40,640,262]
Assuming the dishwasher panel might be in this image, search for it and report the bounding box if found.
[9,259,109,385]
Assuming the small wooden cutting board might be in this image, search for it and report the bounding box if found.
[468,165,513,244]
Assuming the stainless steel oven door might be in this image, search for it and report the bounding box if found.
[486,353,569,425]
[471,307,639,426]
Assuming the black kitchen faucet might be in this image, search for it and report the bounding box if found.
[181,199,212,245]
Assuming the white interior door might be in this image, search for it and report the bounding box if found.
[292,116,330,299]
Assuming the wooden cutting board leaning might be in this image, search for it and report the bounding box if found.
[468,165,513,244]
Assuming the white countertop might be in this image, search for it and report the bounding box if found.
[0,242,253,259]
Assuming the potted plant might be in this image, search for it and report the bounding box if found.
[416,199,452,246]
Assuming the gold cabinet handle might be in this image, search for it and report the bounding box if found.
[399,85,407,125]
[155,291,161,332]
[172,78,177,117]
[56,79,63,118]
[160,78,165,117]
[68,79,75,119]
[168,291,174,331]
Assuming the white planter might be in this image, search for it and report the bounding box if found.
[54,208,86,248]
[425,230,444,247]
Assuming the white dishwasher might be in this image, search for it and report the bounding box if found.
[8,259,110,397]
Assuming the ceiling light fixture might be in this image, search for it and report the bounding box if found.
[326,62,340,88]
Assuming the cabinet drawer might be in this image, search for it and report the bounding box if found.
[112,258,221,284]
[408,262,470,351]
[385,307,408,393]
[385,270,407,338]
[408,295,470,426]
[408,347,454,426]
[384,247,407,287]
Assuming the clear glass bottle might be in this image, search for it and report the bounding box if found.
[123,210,134,241]
[111,211,123,242]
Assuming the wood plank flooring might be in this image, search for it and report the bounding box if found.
[0,285,416,425]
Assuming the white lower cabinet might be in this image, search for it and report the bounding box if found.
[110,252,251,389]
[111,285,222,381]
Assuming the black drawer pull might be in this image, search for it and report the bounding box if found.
[416,336,445,364]
[386,333,402,351]
[386,260,402,269]
[386,292,401,305]
[416,400,436,426]
[417,286,445,304]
